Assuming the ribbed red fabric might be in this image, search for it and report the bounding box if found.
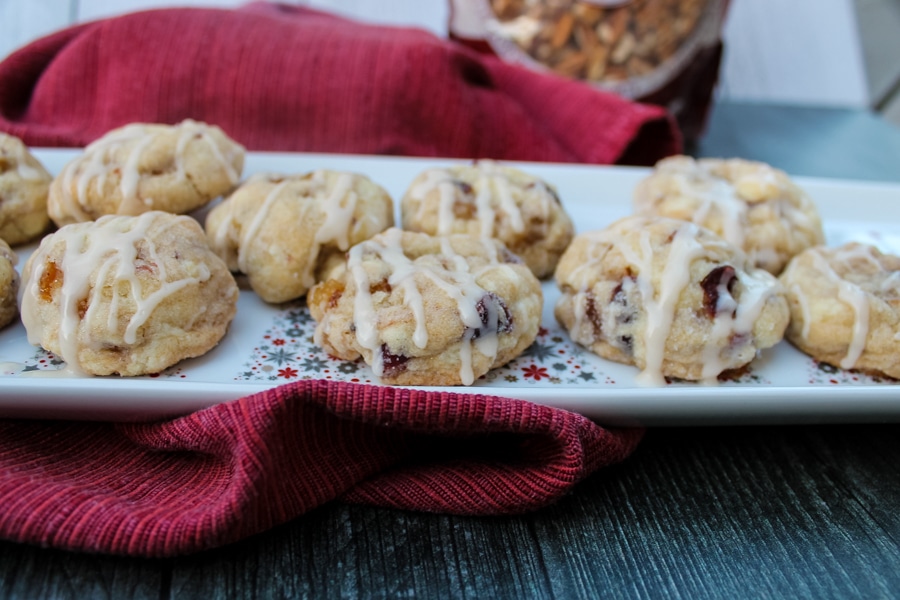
[0,381,642,557]
[0,2,680,165]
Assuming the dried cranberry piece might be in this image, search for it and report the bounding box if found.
[454,180,474,195]
[380,345,410,377]
[369,280,392,295]
[500,247,523,264]
[611,277,638,325]
[471,292,513,338]
[700,266,737,318]
[585,291,602,335]
[544,184,562,204]
[729,332,749,348]
[450,180,477,219]
[525,181,561,204]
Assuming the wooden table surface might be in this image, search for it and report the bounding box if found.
[2,101,900,599]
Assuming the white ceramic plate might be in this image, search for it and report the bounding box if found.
[2,150,899,425]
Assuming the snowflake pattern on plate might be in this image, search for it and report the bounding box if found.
[1,347,189,379]
[236,304,778,387]
[0,348,66,375]
[478,327,618,386]
[237,305,621,386]
[804,357,896,385]
[238,302,375,384]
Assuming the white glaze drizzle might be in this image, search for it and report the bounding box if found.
[700,267,778,384]
[407,161,554,239]
[837,281,870,369]
[237,179,289,274]
[231,171,363,290]
[307,171,359,286]
[345,229,504,384]
[567,219,780,385]
[408,169,458,235]
[801,244,886,369]
[620,225,707,386]
[700,274,739,383]
[437,181,457,235]
[473,175,497,237]
[58,120,238,218]
[118,132,158,214]
[176,120,241,185]
[673,168,748,250]
[0,242,16,267]
[790,283,812,341]
[21,211,211,374]
[16,161,47,181]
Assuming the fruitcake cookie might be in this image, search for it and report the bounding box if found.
[633,155,824,275]
[48,120,245,226]
[400,160,574,279]
[205,170,395,303]
[308,228,542,386]
[554,215,790,385]
[20,211,239,376]
[779,242,900,378]
[0,239,18,330]
[0,132,53,245]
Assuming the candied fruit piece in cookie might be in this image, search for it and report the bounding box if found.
[20,211,239,376]
[400,160,574,279]
[308,228,542,386]
[779,242,900,379]
[554,215,790,385]
[0,239,19,329]
[633,155,825,275]
[205,170,395,303]
[0,132,53,245]
[48,119,245,226]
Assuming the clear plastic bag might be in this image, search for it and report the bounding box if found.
[450,0,729,143]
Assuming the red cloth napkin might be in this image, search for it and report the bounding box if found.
[0,2,680,165]
[0,380,643,557]
[0,3,664,557]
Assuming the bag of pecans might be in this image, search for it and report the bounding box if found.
[449,0,729,145]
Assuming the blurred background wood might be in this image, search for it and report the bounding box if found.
[2,0,899,126]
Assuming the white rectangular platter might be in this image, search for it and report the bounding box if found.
[1,150,899,425]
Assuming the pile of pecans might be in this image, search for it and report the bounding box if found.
[486,0,714,86]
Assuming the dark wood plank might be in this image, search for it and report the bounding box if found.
[561,425,900,599]
[0,542,167,600]
[169,504,558,598]
[161,425,900,599]
[0,425,897,599]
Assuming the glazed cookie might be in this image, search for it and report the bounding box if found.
[400,160,574,279]
[554,215,790,385]
[779,243,900,378]
[0,132,53,245]
[20,211,239,376]
[205,170,395,303]
[633,155,825,275]
[0,239,18,330]
[48,120,245,226]
[308,228,542,386]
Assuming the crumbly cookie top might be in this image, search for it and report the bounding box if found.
[21,211,216,374]
[404,160,560,238]
[318,228,534,385]
[782,242,900,370]
[558,216,785,385]
[53,119,243,222]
